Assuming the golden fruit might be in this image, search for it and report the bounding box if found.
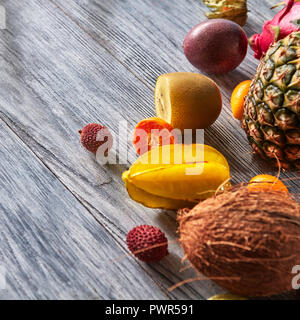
[248,174,289,193]
[122,144,230,209]
[231,80,251,120]
[154,73,222,131]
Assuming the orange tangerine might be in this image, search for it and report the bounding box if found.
[248,174,289,193]
[231,80,251,120]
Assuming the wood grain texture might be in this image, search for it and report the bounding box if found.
[0,0,298,299]
[0,0,221,299]
[0,120,172,300]
[51,0,300,187]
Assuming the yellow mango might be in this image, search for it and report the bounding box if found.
[122,144,230,209]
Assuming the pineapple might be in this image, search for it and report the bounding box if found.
[242,31,300,169]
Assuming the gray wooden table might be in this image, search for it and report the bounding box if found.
[0,0,299,300]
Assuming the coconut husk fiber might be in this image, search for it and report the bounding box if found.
[178,187,300,297]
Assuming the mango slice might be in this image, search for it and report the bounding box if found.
[122,144,230,209]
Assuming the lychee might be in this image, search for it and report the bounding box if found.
[126,225,168,263]
[79,123,113,155]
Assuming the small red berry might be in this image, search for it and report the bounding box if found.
[126,225,168,263]
[79,123,113,155]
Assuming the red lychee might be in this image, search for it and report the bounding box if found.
[79,123,113,155]
[126,225,168,263]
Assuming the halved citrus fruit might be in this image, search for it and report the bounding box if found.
[133,117,178,155]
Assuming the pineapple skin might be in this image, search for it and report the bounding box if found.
[242,31,300,170]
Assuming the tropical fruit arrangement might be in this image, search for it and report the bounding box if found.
[79,0,300,299]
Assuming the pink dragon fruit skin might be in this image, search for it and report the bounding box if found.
[249,0,300,59]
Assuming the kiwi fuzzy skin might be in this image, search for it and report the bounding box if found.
[178,188,300,297]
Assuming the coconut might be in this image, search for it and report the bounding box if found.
[178,187,300,297]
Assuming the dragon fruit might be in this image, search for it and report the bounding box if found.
[249,0,300,59]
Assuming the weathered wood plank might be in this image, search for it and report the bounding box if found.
[1,0,298,299]
[51,0,299,189]
[51,0,264,84]
[45,0,300,298]
[50,0,276,84]
[0,120,172,300]
[0,0,221,299]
